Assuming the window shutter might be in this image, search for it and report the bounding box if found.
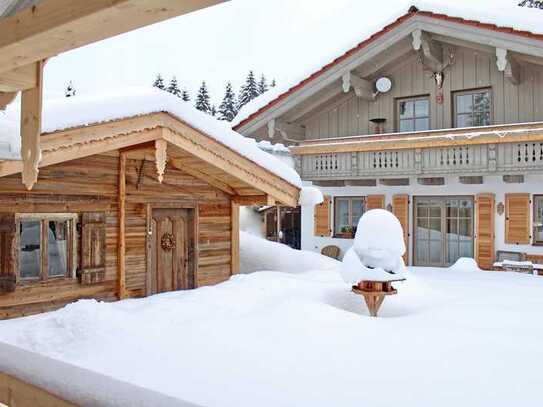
[314,195,331,237]
[366,195,385,210]
[0,214,17,293]
[392,195,409,264]
[475,194,495,270]
[505,193,531,245]
[79,212,107,285]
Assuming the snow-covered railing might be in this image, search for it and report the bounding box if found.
[0,342,202,407]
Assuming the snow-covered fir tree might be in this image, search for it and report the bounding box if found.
[65,81,76,97]
[258,74,268,95]
[211,105,217,117]
[218,82,238,121]
[238,70,260,109]
[194,81,212,114]
[271,78,277,88]
[181,89,190,102]
[153,74,165,90]
[167,76,181,97]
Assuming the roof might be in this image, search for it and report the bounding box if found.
[0,88,301,206]
[232,2,543,131]
[0,88,301,189]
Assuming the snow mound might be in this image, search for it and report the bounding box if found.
[240,231,340,274]
[341,209,406,283]
[447,257,482,273]
[0,87,301,188]
[298,186,324,207]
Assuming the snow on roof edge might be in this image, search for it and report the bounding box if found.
[0,88,302,188]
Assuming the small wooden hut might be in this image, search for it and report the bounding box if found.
[0,90,301,319]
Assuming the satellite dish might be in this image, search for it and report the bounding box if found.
[375,77,392,94]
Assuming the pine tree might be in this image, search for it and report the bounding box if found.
[65,81,76,97]
[167,76,181,97]
[153,74,165,90]
[238,70,260,109]
[271,78,277,88]
[181,89,190,102]
[211,105,217,117]
[195,81,212,114]
[258,74,268,95]
[218,82,238,122]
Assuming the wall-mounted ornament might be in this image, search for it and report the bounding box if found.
[436,92,444,105]
[497,202,505,216]
[161,233,176,251]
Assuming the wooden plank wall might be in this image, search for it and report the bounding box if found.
[0,153,232,319]
[304,45,543,139]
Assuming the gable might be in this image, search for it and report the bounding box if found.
[234,6,543,136]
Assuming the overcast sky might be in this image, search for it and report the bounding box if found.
[42,0,535,106]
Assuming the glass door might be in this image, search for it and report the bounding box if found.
[414,198,444,266]
[414,197,474,267]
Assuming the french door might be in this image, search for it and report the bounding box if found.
[414,197,474,267]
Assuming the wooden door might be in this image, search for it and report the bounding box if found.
[150,208,193,294]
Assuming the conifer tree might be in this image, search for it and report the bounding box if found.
[218,82,238,122]
[258,74,268,95]
[181,89,190,102]
[153,74,165,90]
[65,81,76,97]
[211,105,217,117]
[238,70,260,109]
[271,78,277,88]
[167,76,181,97]
[195,81,212,114]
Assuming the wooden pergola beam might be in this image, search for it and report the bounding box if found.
[0,0,224,74]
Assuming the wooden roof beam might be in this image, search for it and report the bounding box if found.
[342,71,375,101]
[412,29,443,71]
[169,158,237,196]
[0,91,17,110]
[0,64,37,92]
[0,0,224,74]
[496,48,521,85]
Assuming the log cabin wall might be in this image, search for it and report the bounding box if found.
[0,152,232,319]
[303,45,543,139]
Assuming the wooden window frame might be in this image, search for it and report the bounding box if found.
[16,213,77,284]
[452,87,493,128]
[396,95,430,133]
[334,197,365,238]
[533,195,543,246]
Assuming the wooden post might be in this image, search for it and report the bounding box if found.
[276,205,281,242]
[118,152,127,299]
[20,60,44,190]
[231,200,240,275]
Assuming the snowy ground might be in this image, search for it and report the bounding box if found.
[0,237,542,406]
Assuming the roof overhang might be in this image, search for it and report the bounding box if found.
[0,112,301,207]
[233,8,543,135]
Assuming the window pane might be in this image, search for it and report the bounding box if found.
[456,114,473,128]
[456,94,473,114]
[399,101,414,119]
[473,92,491,112]
[473,112,491,127]
[399,119,414,132]
[351,199,364,227]
[415,118,429,131]
[48,220,69,277]
[414,99,429,118]
[20,221,41,279]
[336,200,349,233]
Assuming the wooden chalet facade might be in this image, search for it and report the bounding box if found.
[0,106,300,319]
[234,6,543,270]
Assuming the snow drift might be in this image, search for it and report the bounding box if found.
[240,231,340,274]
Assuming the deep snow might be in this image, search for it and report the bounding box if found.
[0,235,542,406]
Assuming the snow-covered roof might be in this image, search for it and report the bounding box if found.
[0,88,302,188]
[256,139,290,155]
[232,0,543,130]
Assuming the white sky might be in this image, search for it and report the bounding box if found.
[42,0,539,106]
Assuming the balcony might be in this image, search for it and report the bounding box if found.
[291,122,543,181]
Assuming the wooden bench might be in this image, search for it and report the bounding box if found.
[493,251,543,275]
[351,279,404,317]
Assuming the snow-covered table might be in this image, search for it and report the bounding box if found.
[352,280,404,317]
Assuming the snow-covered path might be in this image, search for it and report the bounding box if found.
[0,267,542,407]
